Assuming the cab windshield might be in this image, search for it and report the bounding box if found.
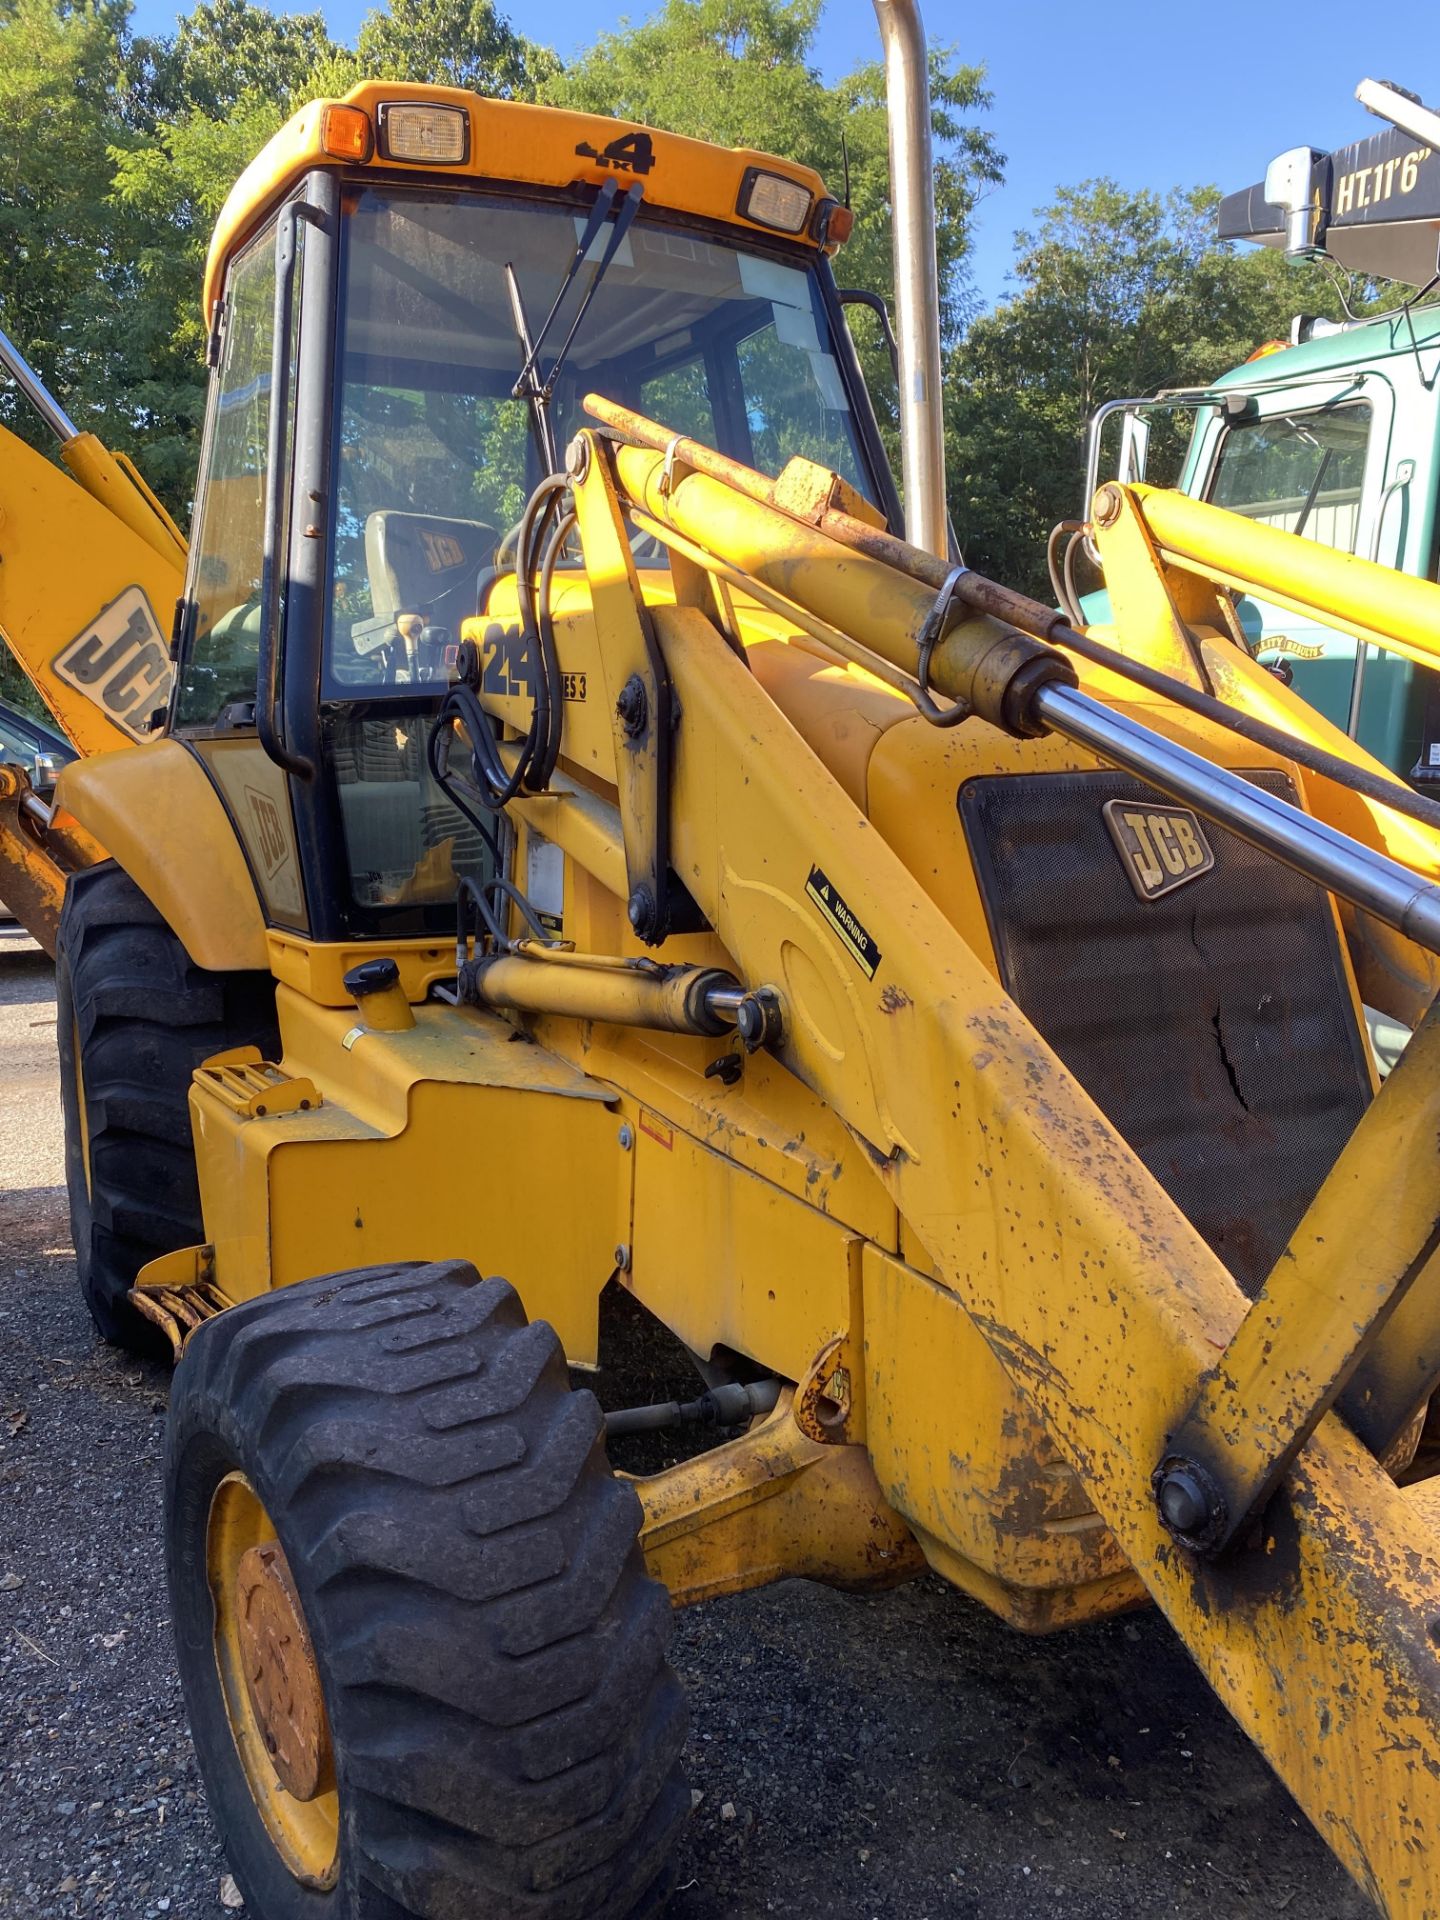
[1205,402,1372,552]
[177,180,882,931]
[325,185,875,696]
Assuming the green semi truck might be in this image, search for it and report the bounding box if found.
[1082,78,1440,782]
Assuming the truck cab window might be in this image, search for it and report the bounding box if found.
[324,188,875,703]
[322,186,878,925]
[1206,403,1372,553]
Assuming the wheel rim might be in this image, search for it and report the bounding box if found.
[207,1472,340,1888]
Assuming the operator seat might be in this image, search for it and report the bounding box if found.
[364,510,498,634]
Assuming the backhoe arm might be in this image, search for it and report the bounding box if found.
[0,327,184,753]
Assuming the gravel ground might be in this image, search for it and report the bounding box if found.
[0,933,1374,1919]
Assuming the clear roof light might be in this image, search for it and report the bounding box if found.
[380,104,469,166]
[740,170,812,235]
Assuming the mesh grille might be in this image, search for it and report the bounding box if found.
[958,768,1373,1298]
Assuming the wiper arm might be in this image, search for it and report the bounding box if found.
[504,263,556,474]
[508,179,644,457]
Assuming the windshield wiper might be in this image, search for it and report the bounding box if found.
[1292,445,1334,542]
[506,178,644,472]
[504,264,555,472]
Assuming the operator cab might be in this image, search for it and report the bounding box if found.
[169,86,895,942]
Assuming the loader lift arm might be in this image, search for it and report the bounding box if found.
[40,57,1440,1916]
[502,404,1440,1917]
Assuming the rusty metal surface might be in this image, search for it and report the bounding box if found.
[1162,997,1440,1553]
[636,1396,924,1609]
[0,765,68,955]
[234,1542,334,1803]
[128,1275,234,1361]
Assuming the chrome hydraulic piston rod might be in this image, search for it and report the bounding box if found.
[1036,681,1440,954]
[0,323,79,441]
[583,410,1440,957]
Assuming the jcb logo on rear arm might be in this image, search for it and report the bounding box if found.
[1102,800,1214,901]
[52,585,172,741]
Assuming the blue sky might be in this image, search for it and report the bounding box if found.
[128,0,1440,310]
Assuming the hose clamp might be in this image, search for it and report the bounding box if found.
[658,434,684,497]
[912,565,973,729]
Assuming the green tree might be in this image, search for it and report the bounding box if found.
[0,0,137,440]
[543,0,1002,463]
[351,0,555,95]
[3,0,559,523]
[164,0,335,115]
[945,179,1364,593]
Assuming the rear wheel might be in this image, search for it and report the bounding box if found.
[165,1259,690,1920]
[56,861,278,1350]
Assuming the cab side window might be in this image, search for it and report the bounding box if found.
[174,218,295,728]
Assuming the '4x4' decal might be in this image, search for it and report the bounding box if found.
[574,131,655,176]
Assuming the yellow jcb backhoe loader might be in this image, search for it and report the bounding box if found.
[16,4,1440,1913]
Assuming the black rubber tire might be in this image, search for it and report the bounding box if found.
[56,861,279,1350]
[165,1259,691,1920]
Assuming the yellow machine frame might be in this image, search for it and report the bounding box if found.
[97,402,1440,1912]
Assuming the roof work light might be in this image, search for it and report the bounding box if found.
[738,168,813,235]
[378,103,470,165]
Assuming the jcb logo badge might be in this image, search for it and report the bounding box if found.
[52,586,172,741]
[1103,800,1213,901]
[243,787,289,881]
[420,529,466,572]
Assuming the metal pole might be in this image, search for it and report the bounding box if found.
[0,324,78,442]
[871,0,948,557]
[1037,681,1440,953]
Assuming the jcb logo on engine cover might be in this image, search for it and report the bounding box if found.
[52,585,172,741]
[1102,800,1213,901]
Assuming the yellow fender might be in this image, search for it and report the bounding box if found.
[57,741,267,972]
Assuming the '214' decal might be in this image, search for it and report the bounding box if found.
[479,623,586,704]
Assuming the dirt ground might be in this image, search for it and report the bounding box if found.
[0,931,1373,1919]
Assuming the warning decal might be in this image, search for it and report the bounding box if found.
[805,865,881,979]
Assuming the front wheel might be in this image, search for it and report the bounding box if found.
[165,1259,690,1919]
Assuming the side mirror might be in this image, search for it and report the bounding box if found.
[836,288,900,384]
[1118,411,1151,486]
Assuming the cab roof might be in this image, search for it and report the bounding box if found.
[203,81,839,323]
[1210,301,1440,390]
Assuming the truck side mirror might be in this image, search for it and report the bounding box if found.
[1118,412,1151,486]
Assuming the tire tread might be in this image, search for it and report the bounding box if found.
[166,1259,687,1920]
